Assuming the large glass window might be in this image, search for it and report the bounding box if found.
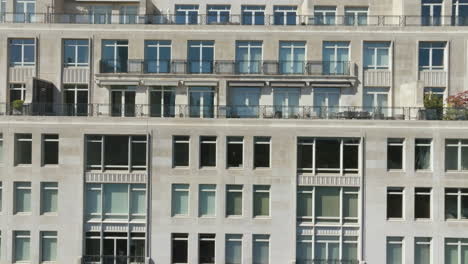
[241,5,265,25]
[200,136,216,167]
[344,7,368,25]
[230,87,261,118]
[199,234,215,264]
[207,5,230,24]
[41,182,58,214]
[253,185,270,217]
[446,139,468,171]
[236,41,262,74]
[227,136,243,168]
[419,42,446,70]
[415,188,431,219]
[15,133,32,165]
[175,5,198,25]
[313,6,336,25]
[297,235,357,263]
[111,87,135,117]
[187,41,214,74]
[387,138,404,170]
[387,237,403,264]
[364,42,390,69]
[119,5,138,24]
[85,135,147,171]
[172,184,189,216]
[64,39,89,67]
[101,40,129,73]
[415,139,432,170]
[226,185,243,216]
[172,234,188,264]
[445,188,468,220]
[314,236,339,261]
[253,235,270,264]
[226,234,242,264]
[323,41,350,75]
[279,41,305,74]
[150,86,175,117]
[9,39,35,66]
[14,231,30,262]
[85,183,146,221]
[84,231,145,262]
[254,137,270,168]
[445,238,468,264]
[144,40,171,73]
[313,88,340,118]
[273,88,300,118]
[199,184,216,217]
[189,87,214,118]
[387,187,404,219]
[14,182,31,214]
[14,0,35,23]
[173,136,190,167]
[415,237,431,264]
[273,6,297,25]
[41,231,57,262]
[453,0,468,25]
[422,0,442,26]
[42,134,59,165]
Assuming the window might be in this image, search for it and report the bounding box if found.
[453,0,468,25]
[274,88,300,118]
[175,5,198,24]
[344,7,368,25]
[253,235,270,264]
[200,136,216,167]
[415,139,432,170]
[226,234,242,264]
[241,6,265,25]
[119,5,138,24]
[64,84,89,116]
[314,236,339,261]
[273,6,297,25]
[88,5,112,24]
[323,41,350,75]
[230,87,261,118]
[149,86,175,117]
[387,138,404,170]
[0,134,3,164]
[364,42,390,69]
[9,38,35,66]
[254,137,270,168]
[86,135,147,171]
[279,41,306,74]
[199,184,216,217]
[199,234,215,264]
[316,187,340,223]
[207,5,230,24]
[9,83,27,102]
[313,88,341,117]
[110,86,135,117]
[63,39,89,67]
[42,134,59,165]
[445,238,468,264]
[189,86,215,118]
[172,233,188,264]
[387,237,403,264]
[101,40,129,73]
[415,188,431,219]
[343,236,359,261]
[172,184,189,216]
[226,185,243,216]
[173,136,190,167]
[14,231,30,262]
[363,88,389,115]
[14,182,31,214]
[236,41,262,74]
[84,231,145,262]
[297,186,313,222]
[0,182,2,212]
[297,137,360,175]
[313,6,336,25]
[296,235,313,263]
[419,42,446,70]
[41,231,57,262]
[415,237,431,264]
[187,41,214,74]
[422,0,442,26]
[387,187,404,219]
[253,185,270,217]
[227,137,243,168]
[85,183,146,221]
[145,40,171,73]
[0,0,6,20]
[14,0,35,23]
[424,87,445,101]
[41,182,58,214]
[446,139,468,171]
[15,133,32,165]
[445,188,468,220]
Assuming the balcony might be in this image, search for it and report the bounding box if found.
[82,256,145,264]
[2,103,468,121]
[99,60,353,76]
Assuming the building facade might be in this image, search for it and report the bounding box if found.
[0,0,468,263]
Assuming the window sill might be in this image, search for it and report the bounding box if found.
[414,218,432,222]
[199,216,216,219]
[42,164,59,168]
[387,218,405,221]
[227,167,244,170]
[14,164,32,167]
[172,215,190,218]
[199,166,217,170]
[14,212,32,216]
[253,216,271,220]
[41,213,58,216]
[253,167,271,170]
[415,170,432,173]
[445,219,468,222]
[226,215,243,219]
[387,169,405,173]
[173,166,190,170]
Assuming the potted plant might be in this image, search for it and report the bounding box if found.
[423,94,443,120]
[11,100,24,115]
[445,91,468,120]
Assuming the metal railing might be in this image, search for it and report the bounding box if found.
[2,104,468,121]
[100,60,352,76]
[82,255,145,264]
[2,13,468,27]
[296,260,359,264]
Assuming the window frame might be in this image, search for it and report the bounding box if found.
[226,136,244,168]
[42,134,59,166]
[387,187,404,220]
[226,185,243,217]
[445,188,468,220]
[418,42,447,70]
[63,39,90,67]
[445,139,468,172]
[414,187,432,220]
[253,136,271,168]
[387,138,405,171]
[363,42,391,70]
[171,184,190,217]
[173,135,190,168]
[415,138,433,171]
[253,185,271,218]
[40,182,58,215]
[9,38,35,66]
[199,136,217,168]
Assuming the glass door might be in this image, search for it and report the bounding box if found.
[313,88,340,118]
[149,87,175,117]
[231,88,260,118]
[279,42,305,74]
[323,42,349,75]
[111,89,135,117]
[64,85,88,116]
[236,41,262,74]
[188,41,214,73]
[422,0,442,26]
[103,233,127,264]
[189,87,214,118]
[273,88,300,118]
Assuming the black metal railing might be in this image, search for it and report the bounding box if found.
[82,255,145,264]
[99,60,352,76]
[296,260,359,264]
[2,13,468,27]
[2,103,468,121]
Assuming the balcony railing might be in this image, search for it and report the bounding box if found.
[2,103,468,121]
[2,13,468,27]
[296,260,359,264]
[82,255,145,264]
[99,60,352,76]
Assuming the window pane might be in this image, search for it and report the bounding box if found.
[226,235,242,264]
[41,232,57,261]
[254,186,270,217]
[174,136,189,167]
[172,184,189,216]
[445,194,458,219]
[14,231,30,261]
[445,244,458,264]
[42,183,58,213]
[316,139,340,172]
[415,239,430,264]
[15,182,31,213]
[344,190,358,218]
[316,187,339,218]
[343,243,358,261]
[199,184,216,217]
[387,240,402,264]
[387,188,403,218]
[226,186,242,216]
[297,188,313,219]
[130,186,146,217]
[104,184,129,218]
[253,235,269,264]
